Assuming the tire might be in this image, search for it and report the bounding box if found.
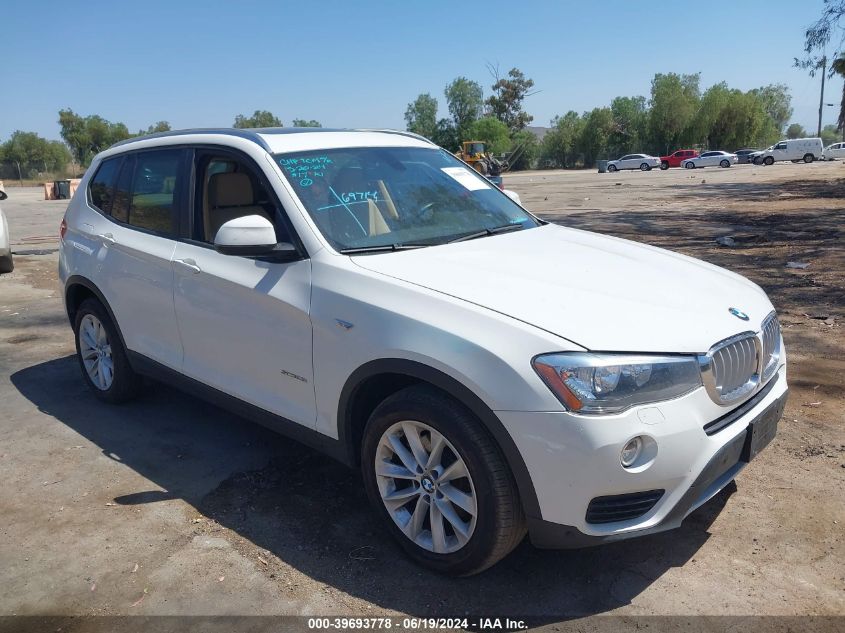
[685,162,695,169]
[764,156,774,166]
[361,385,526,576]
[607,164,618,172]
[803,153,814,164]
[660,161,669,170]
[73,298,143,403]
[640,163,650,171]
[0,254,12,274]
[720,159,730,168]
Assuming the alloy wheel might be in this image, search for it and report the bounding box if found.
[79,314,114,390]
[374,420,477,554]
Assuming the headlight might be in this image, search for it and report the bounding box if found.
[532,353,702,415]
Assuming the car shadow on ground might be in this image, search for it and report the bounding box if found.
[12,355,734,621]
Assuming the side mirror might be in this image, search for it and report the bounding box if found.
[214,215,298,260]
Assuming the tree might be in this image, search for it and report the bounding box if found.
[578,107,614,166]
[832,53,845,138]
[507,129,538,170]
[797,0,845,69]
[486,67,535,131]
[466,117,510,154]
[444,77,483,141]
[609,96,647,155]
[142,121,171,134]
[821,123,841,145]
[540,111,583,168]
[647,73,701,154]
[1,131,72,178]
[431,119,459,151]
[233,110,283,128]
[292,119,322,128]
[786,123,807,138]
[58,109,131,166]
[749,84,793,136]
[404,93,438,140]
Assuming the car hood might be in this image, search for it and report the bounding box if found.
[351,224,773,353]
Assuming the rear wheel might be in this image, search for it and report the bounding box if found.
[73,298,143,403]
[764,156,774,166]
[803,153,814,163]
[720,159,730,168]
[361,385,525,576]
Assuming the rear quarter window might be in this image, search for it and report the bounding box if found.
[88,158,121,213]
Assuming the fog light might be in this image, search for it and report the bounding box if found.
[621,436,643,467]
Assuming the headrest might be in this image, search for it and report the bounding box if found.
[209,172,253,207]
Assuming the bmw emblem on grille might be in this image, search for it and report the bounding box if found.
[729,307,750,321]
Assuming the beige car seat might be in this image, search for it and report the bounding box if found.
[205,172,271,241]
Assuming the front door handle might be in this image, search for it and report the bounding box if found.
[174,258,201,274]
[97,233,116,245]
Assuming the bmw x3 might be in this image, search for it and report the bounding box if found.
[58,128,788,575]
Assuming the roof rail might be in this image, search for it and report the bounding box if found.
[108,127,434,152]
[108,128,273,151]
[354,129,433,144]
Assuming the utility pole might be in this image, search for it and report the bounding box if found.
[817,55,827,137]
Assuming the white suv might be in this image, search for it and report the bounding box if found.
[59,128,788,575]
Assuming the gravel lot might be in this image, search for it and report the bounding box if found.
[0,161,843,624]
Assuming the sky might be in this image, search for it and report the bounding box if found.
[1,1,841,142]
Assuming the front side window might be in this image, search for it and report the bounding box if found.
[775,142,787,150]
[275,146,539,252]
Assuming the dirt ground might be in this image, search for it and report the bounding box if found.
[0,161,843,625]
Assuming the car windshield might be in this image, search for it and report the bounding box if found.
[274,146,539,252]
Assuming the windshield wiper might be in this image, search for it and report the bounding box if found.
[446,223,525,244]
[339,243,428,254]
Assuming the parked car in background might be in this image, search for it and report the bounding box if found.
[606,154,661,172]
[734,149,760,164]
[681,151,738,169]
[822,141,845,161]
[59,127,788,575]
[752,138,823,165]
[659,149,698,169]
[0,187,13,274]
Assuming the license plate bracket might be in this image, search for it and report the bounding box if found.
[741,393,786,462]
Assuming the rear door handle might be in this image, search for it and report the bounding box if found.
[174,258,201,274]
[97,232,116,244]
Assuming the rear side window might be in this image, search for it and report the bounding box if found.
[128,150,181,235]
[111,156,135,223]
[89,158,121,213]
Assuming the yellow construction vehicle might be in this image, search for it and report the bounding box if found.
[455,140,506,186]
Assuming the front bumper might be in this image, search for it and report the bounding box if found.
[497,366,788,548]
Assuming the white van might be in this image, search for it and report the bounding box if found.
[753,138,824,165]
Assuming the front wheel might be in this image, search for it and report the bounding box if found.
[361,385,525,576]
[607,164,618,172]
[73,298,143,403]
[685,162,695,169]
[764,156,774,166]
[803,153,814,163]
[660,161,669,170]
[720,159,730,168]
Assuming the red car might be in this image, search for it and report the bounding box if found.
[659,149,698,169]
